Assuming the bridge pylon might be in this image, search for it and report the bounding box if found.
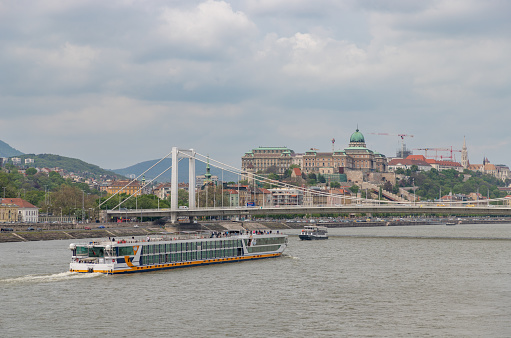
[170,147,196,223]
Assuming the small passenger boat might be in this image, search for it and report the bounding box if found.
[69,230,287,274]
[299,225,328,240]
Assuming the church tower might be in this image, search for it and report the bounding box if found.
[204,156,212,184]
[461,136,469,169]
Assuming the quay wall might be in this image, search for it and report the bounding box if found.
[2,218,510,243]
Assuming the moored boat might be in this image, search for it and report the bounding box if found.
[69,230,287,274]
[299,225,328,240]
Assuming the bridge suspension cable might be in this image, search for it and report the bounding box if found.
[102,149,511,212]
[99,150,177,209]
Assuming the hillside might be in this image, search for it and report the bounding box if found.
[113,158,238,183]
[0,140,24,157]
[15,154,122,178]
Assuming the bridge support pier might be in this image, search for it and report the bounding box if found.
[170,147,196,224]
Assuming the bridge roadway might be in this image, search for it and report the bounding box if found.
[105,204,511,220]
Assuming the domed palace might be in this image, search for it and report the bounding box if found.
[302,128,387,174]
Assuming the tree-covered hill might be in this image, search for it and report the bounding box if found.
[394,167,509,201]
[13,154,122,179]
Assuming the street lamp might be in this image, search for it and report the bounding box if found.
[82,190,85,223]
[413,178,415,206]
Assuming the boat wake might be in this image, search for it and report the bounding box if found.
[283,253,300,260]
[1,271,102,285]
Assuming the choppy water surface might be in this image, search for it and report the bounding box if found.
[1,223,510,337]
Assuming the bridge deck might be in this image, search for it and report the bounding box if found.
[105,205,511,218]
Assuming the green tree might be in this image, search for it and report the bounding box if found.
[330,181,341,188]
[25,168,37,175]
[383,181,393,192]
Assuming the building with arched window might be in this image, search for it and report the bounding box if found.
[302,128,387,174]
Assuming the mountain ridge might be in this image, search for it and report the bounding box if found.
[0,140,24,157]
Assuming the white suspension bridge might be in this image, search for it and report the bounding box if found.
[100,148,511,223]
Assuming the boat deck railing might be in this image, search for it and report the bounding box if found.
[82,230,284,246]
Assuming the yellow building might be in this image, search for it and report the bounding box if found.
[0,203,19,223]
[106,180,142,196]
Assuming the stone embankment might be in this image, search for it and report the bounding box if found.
[1,218,509,243]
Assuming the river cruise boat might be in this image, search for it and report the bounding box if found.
[299,225,328,240]
[69,231,288,274]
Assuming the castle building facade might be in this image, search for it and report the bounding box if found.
[241,129,387,175]
[242,147,294,174]
[302,128,387,174]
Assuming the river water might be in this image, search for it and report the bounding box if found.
[1,223,510,337]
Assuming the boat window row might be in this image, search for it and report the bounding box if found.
[245,237,286,246]
[141,239,242,255]
[247,245,281,254]
[140,248,241,265]
[74,246,106,257]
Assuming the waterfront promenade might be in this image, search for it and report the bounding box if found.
[2,217,510,243]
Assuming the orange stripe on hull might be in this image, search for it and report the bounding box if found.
[70,253,282,274]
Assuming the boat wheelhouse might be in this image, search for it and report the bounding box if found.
[69,231,287,274]
[299,225,328,240]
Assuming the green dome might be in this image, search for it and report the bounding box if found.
[350,128,365,143]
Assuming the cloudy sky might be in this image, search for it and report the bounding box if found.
[1,0,510,170]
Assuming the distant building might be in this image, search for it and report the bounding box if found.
[388,155,463,172]
[195,175,218,187]
[226,189,239,207]
[302,128,387,174]
[153,183,189,199]
[0,202,18,223]
[11,157,21,165]
[196,157,219,187]
[460,137,509,181]
[268,188,303,206]
[106,180,142,196]
[290,167,302,178]
[326,188,352,205]
[153,183,172,199]
[242,147,295,174]
[0,198,38,223]
[468,158,510,181]
[25,158,35,165]
[461,136,469,168]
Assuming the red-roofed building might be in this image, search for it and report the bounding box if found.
[406,155,427,162]
[428,160,463,172]
[388,157,432,172]
[291,167,302,178]
[0,198,39,223]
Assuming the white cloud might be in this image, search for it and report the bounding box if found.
[158,1,257,51]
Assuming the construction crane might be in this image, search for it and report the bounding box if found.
[369,133,414,158]
[414,147,461,161]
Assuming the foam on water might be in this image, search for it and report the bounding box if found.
[0,271,103,284]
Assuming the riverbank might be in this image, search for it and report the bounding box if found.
[1,218,510,243]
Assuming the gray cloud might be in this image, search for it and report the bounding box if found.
[0,0,510,169]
